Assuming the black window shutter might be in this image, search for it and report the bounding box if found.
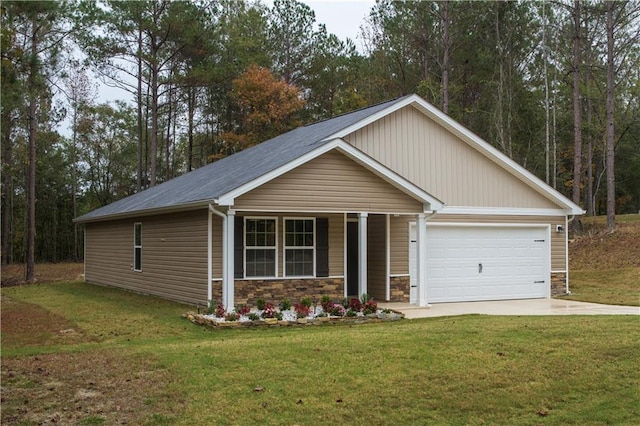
[316,218,329,277]
[234,216,244,278]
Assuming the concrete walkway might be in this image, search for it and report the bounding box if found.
[379,299,640,319]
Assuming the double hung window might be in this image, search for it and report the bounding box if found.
[284,218,315,277]
[133,223,142,271]
[244,218,277,277]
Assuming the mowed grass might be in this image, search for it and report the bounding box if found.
[2,282,639,425]
[564,214,640,306]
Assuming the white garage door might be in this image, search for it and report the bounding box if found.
[410,224,550,303]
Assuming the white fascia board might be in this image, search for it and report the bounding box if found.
[217,139,444,210]
[74,200,213,223]
[441,206,571,217]
[328,94,583,215]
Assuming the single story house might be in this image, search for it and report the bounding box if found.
[75,94,583,309]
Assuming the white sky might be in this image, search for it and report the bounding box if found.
[301,0,375,49]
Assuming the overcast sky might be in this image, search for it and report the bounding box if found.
[301,0,375,49]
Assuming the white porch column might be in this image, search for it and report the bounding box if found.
[416,213,430,307]
[358,212,368,296]
[224,209,236,311]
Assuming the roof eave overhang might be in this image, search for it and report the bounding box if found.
[73,200,215,224]
[216,138,443,211]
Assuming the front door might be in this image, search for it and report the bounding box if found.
[346,221,359,297]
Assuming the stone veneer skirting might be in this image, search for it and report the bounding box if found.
[551,272,568,296]
[389,276,410,302]
[212,278,345,307]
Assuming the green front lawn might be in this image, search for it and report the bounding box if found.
[2,282,639,425]
[561,268,640,306]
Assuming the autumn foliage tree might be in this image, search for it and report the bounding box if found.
[213,64,305,159]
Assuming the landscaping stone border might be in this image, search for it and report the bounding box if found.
[183,311,405,330]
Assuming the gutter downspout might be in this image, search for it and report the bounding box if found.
[209,205,227,305]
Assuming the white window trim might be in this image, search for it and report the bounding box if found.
[244,216,278,279]
[283,217,316,278]
[133,222,142,272]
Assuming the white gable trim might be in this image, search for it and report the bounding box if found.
[328,94,583,216]
[216,139,443,211]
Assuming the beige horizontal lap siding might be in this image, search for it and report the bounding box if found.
[212,214,223,279]
[85,210,209,304]
[234,212,344,278]
[345,106,560,209]
[233,150,423,214]
[387,214,566,275]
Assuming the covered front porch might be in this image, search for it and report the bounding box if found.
[207,209,437,310]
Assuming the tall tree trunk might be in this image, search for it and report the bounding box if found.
[543,0,550,184]
[26,25,38,282]
[150,59,158,187]
[1,120,12,266]
[137,27,143,193]
[571,0,583,211]
[187,86,195,172]
[440,0,450,114]
[605,0,616,231]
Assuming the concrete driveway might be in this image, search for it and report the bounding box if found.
[379,299,640,319]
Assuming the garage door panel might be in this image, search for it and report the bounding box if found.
[424,225,550,303]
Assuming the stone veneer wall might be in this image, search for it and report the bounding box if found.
[232,278,345,307]
[551,272,568,296]
[389,276,410,302]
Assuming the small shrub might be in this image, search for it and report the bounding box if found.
[294,303,311,318]
[341,297,349,309]
[349,298,363,312]
[280,299,292,311]
[248,312,260,321]
[363,299,378,315]
[256,298,266,311]
[328,303,346,317]
[346,309,358,317]
[360,293,372,304]
[215,304,226,318]
[382,308,392,314]
[225,312,239,322]
[276,311,283,320]
[300,297,312,308]
[236,305,251,316]
[320,295,333,312]
[206,299,216,315]
[261,303,277,319]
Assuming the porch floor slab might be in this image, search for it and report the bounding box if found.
[379,299,640,319]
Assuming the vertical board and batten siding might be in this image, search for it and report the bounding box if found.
[233,150,423,214]
[388,214,567,275]
[85,210,209,304]
[344,106,560,210]
[367,214,387,300]
[232,212,345,278]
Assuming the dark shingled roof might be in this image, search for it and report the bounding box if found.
[76,96,409,222]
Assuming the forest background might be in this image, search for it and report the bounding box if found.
[1,0,639,281]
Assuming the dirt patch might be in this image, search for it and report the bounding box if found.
[1,296,92,348]
[1,263,84,287]
[1,351,182,425]
[570,221,640,270]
